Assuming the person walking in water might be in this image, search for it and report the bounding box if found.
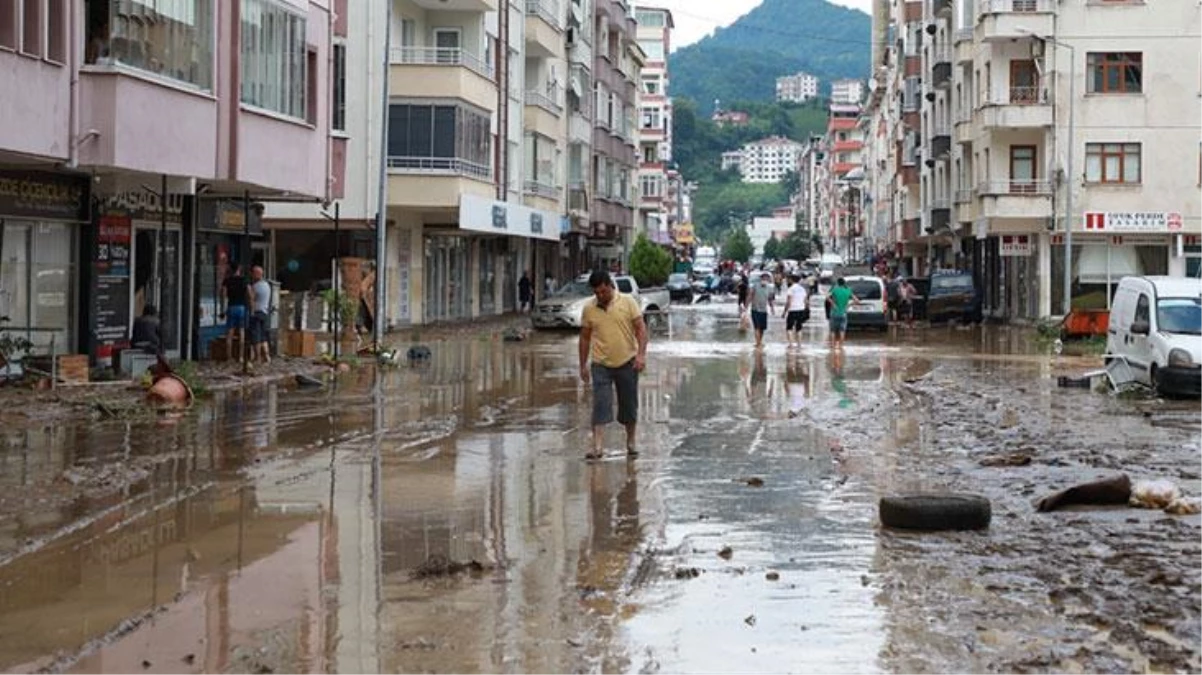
[826,277,860,351]
[579,271,649,461]
[748,271,776,350]
[518,271,533,313]
[782,272,810,348]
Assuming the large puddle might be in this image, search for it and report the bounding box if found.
[0,299,1196,673]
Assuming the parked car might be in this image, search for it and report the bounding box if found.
[887,276,930,321]
[532,275,670,330]
[667,273,693,303]
[842,275,889,331]
[926,272,982,324]
[1106,276,1202,398]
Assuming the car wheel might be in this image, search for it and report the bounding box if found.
[879,494,992,531]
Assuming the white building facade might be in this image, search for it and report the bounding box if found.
[831,78,866,105]
[776,72,820,103]
[863,0,1201,321]
[731,137,805,184]
[635,6,675,247]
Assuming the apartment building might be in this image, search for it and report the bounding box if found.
[864,0,1201,321]
[831,78,865,105]
[0,0,340,364]
[728,136,805,184]
[635,5,674,246]
[776,71,820,103]
[584,0,641,270]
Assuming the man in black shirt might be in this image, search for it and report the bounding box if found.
[221,265,250,356]
[131,304,162,355]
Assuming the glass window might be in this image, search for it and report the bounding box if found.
[638,39,664,61]
[21,0,41,56]
[1085,143,1140,183]
[241,0,307,118]
[1087,52,1142,94]
[89,0,214,90]
[332,43,346,131]
[387,103,492,174]
[635,10,664,28]
[1134,293,1150,323]
[1157,298,1201,335]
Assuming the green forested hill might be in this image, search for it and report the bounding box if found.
[670,0,872,112]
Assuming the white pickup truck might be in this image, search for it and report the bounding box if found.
[532,275,670,330]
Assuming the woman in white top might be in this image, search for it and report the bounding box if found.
[782,273,810,348]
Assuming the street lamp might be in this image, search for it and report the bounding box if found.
[1018,27,1075,315]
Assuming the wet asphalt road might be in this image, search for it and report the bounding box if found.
[0,297,1198,673]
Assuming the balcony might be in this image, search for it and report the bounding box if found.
[523,179,562,211]
[927,199,952,233]
[569,110,592,144]
[955,32,975,64]
[568,181,589,216]
[568,34,593,66]
[976,0,1054,42]
[978,180,1053,219]
[932,122,952,159]
[526,0,565,57]
[931,45,952,89]
[389,47,497,111]
[977,86,1052,129]
[955,109,974,145]
[956,190,978,223]
[525,88,564,137]
[386,157,494,208]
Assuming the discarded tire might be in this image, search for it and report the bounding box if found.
[879,494,992,531]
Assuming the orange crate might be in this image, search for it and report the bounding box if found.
[1063,309,1109,338]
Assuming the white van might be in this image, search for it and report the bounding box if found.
[1106,276,1202,397]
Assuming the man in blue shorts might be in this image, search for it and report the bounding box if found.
[748,271,776,350]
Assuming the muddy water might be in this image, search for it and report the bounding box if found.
[0,299,1196,673]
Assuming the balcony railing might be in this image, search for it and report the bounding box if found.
[389,47,495,81]
[932,120,951,136]
[1007,85,1045,104]
[931,44,952,64]
[978,0,1052,14]
[387,156,492,179]
[978,180,1052,195]
[954,27,974,43]
[526,0,564,30]
[955,107,973,124]
[955,189,975,204]
[929,197,951,210]
[524,179,559,198]
[525,88,563,114]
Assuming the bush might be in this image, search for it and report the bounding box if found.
[629,234,673,287]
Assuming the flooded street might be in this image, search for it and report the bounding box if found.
[0,300,1198,674]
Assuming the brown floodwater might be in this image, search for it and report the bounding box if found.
[0,299,1196,673]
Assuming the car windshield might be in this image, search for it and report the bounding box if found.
[848,280,883,300]
[1157,297,1202,335]
[932,275,974,291]
[669,274,688,284]
[552,281,592,298]
[820,262,839,271]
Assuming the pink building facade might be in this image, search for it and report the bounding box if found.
[0,1,343,364]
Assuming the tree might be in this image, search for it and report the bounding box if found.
[628,234,673,287]
[722,228,755,263]
[778,230,813,261]
[763,235,781,261]
[780,169,800,198]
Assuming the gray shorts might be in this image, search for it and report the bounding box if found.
[592,360,639,426]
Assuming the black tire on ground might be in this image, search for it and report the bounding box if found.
[879,494,992,531]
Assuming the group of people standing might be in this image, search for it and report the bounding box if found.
[738,272,862,351]
[220,265,274,364]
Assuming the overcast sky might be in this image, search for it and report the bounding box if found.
[651,0,874,50]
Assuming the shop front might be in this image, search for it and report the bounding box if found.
[91,191,188,362]
[193,199,265,359]
[0,169,90,355]
[1049,212,1190,313]
[419,195,561,324]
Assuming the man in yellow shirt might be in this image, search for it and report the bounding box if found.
[579,271,649,461]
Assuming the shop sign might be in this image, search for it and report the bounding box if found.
[98,191,185,224]
[92,212,133,360]
[0,170,89,222]
[197,199,263,235]
[1083,211,1184,233]
[459,194,560,242]
[1000,234,1033,256]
